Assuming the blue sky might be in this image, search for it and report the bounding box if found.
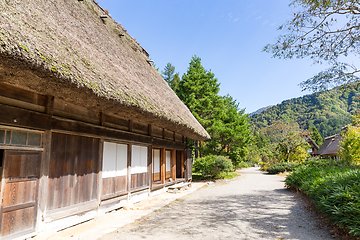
[97,0,328,113]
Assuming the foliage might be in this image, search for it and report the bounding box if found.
[214,171,239,179]
[177,56,252,167]
[285,158,360,236]
[237,161,253,169]
[308,126,323,147]
[250,87,360,138]
[339,114,360,163]
[193,155,233,178]
[264,0,360,92]
[161,62,180,92]
[263,121,310,162]
[177,56,221,130]
[266,162,299,174]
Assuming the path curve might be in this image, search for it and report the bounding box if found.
[100,167,333,240]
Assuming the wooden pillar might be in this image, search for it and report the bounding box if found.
[37,130,52,232]
[160,148,165,184]
[127,144,132,193]
[171,149,176,181]
[181,150,184,178]
[97,139,104,211]
[147,146,152,189]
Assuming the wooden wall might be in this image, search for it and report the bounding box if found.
[47,133,100,210]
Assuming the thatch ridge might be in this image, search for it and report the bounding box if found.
[0,0,209,140]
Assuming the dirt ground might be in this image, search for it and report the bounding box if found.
[99,167,336,240]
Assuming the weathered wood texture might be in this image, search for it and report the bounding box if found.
[130,173,148,190]
[101,176,127,198]
[176,150,184,178]
[171,150,176,180]
[160,148,165,184]
[185,149,192,181]
[0,83,188,149]
[47,133,99,210]
[0,151,41,238]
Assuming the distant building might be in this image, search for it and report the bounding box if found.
[305,137,319,156]
[315,134,343,158]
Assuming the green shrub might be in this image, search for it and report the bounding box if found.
[193,155,233,178]
[285,159,360,237]
[237,161,253,169]
[266,162,299,174]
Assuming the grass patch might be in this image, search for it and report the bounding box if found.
[285,158,360,237]
[192,171,239,180]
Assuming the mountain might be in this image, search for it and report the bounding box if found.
[250,105,275,117]
[250,88,360,138]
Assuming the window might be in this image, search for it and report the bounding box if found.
[166,150,171,172]
[131,145,148,174]
[0,129,42,147]
[102,142,128,178]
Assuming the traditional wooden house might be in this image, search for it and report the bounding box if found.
[315,134,342,158]
[0,1,210,239]
[305,136,319,155]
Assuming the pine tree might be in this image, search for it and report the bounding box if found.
[161,63,179,91]
[177,56,221,129]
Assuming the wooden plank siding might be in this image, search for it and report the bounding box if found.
[47,133,99,210]
[0,151,41,238]
[130,173,148,190]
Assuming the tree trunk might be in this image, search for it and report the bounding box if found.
[287,149,290,163]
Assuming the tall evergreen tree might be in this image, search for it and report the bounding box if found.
[161,63,180,91]
[177,56,221,129]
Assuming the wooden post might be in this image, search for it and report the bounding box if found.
[97,139,104,211]
[147,145,152,189]
[160,148,165,184]
[45,95,54,115]
[171,149,176,181]
[127,144,132,196]
[181,150,184,178]
[37,130,52,231]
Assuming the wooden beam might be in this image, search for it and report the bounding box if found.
[0,82,46,106]
[127,144,132,193]
[160,148,165,184]
[148,124,152,137]
[100,112,105,126]
[147,146,152,189]
[171,149,176,181]
[97,139,104,211]
[152,138,186,150]
[45,95,54,115]
[128,120,133,132]
[0,103,52,130]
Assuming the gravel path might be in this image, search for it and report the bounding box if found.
[99,167,333,240]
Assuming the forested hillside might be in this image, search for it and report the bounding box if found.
[250,88,360,138]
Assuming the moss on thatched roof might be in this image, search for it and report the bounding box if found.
[0,0,209,140]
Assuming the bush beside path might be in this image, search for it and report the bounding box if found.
[100,168,335,240]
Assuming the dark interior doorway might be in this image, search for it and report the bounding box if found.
[0,149,3,180]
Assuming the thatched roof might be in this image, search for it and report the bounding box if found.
[316,134,342,156]
[0,0,209,140]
